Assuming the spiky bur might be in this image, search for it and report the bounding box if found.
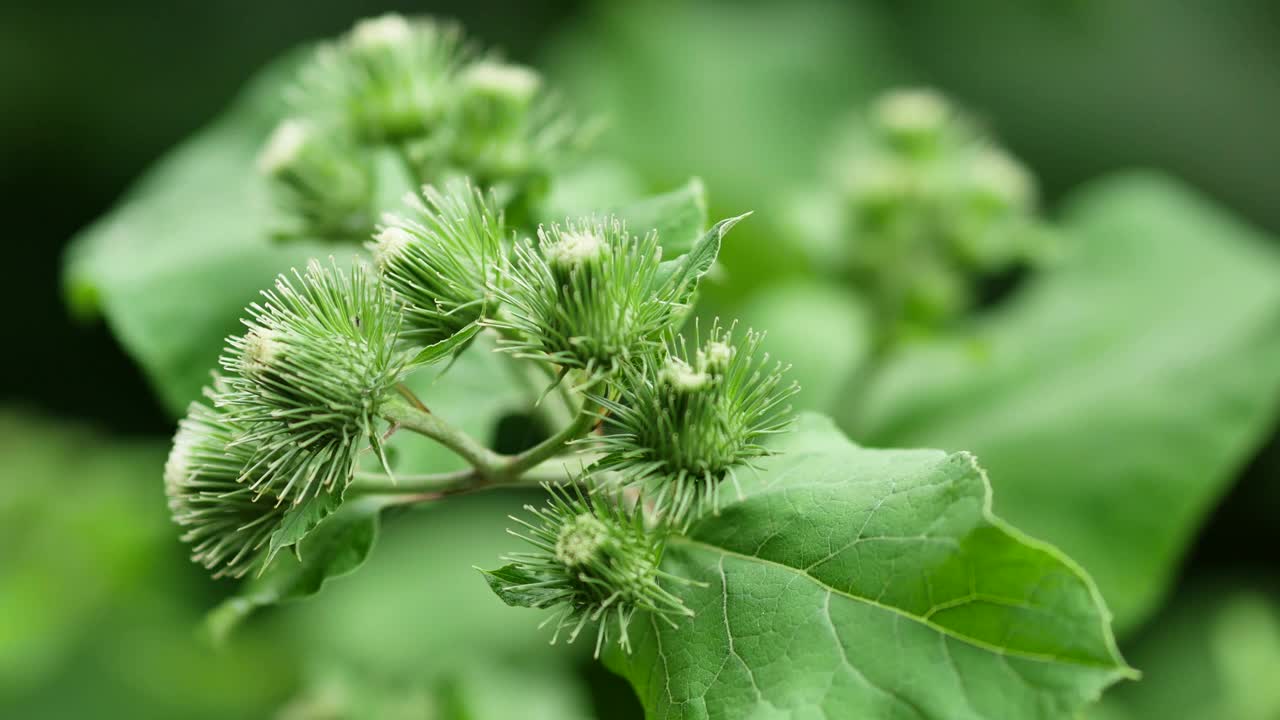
[291,14,467,143]
[165,400,287,578]
[281,13,581,223]
[258,117,375,242]
[588,324,798,524]
[486,218,685,386]
[370,179,504,352]
[217,259,404,506]
[830,87,1056,343]
[481,484,695,657]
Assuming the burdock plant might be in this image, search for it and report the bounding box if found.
[161,24,786,647]
[125,15,1142,719]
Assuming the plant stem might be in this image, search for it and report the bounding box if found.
[380,395,505,473]
[503,406,596,478]
[349,452,601,498]
[377,390,600,496]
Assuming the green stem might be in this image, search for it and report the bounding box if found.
[376,389,600,506]
[380,395,505,473]
[502,406,596,479]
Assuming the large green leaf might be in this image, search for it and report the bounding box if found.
[852,173,1280,633]
[609,414,1132,719]
[61,52,327,415]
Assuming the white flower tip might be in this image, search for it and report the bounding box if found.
[372,226,416,268]
[242,326,284,376]
[701,341,734,372]
[464,61,541,103]
[349,14,414,51]
[257,119,310,176]
[661,358,711,393]
[969,148,1033,207]
[874,88,949,135]
[546,229,604,268]
[164,427,196,492]
[555,513,607,567]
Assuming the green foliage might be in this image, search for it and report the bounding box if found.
[62,49,331,415]
[853,173,1280,632]
[55,6,1280,719]
[608,415,1134,718]
[1092,585,1280,720]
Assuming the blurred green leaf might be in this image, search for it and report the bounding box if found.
[1091,585,1280,720]
[609,413,1132,718]
[60,51,324,415]
[545,0,906,296]
[607,178,707,257]
[733,280,873,410]
[205,497,382,645]
[283,491,584,677]
[853,172,1280,632]
[0,411,296,718]
[0,412,167,695]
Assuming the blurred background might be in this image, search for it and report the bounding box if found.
[3,1,1278,717]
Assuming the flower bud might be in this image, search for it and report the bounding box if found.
[371,180,504,350]
[482,484,693,656]
[590,323,798,523]
[295,15,465,143]
[828,87,1054,342]
[165,401,288,578]
[218,259,404,504]
[487,218,682,383]
[259,117,374,242]
[871,87,950,154]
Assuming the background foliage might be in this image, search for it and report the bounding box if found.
[3,0,1278,717]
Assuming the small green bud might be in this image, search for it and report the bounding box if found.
[348,13,414,51]
[965,146,1034,212]
[294,15,464,143]
[165,400,287,578]
[218,259,404,504]
[482,484,693,656]
[461,60,542,109]
[259,117,374,242]
[871,88,951,154]
[487,218,684,384]
[826,87,1054,343]
[554,512,608,568]
[590,323,798,523]
[371,180,505,349]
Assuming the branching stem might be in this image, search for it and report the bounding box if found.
[369,391,600,504]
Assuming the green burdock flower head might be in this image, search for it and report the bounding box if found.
[487,215,735,386]
[481,483,695,657]
[589,322,798,523]
[258,117,375,242]
[370,179,504,354]
[269,13,583,241]
[294,14,466,143]
[828,87,1056,343]
[165,399,287,579]
[217,259,405,505]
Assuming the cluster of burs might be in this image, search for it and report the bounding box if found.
[163,15,798,653]
[818,88,1055,347]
